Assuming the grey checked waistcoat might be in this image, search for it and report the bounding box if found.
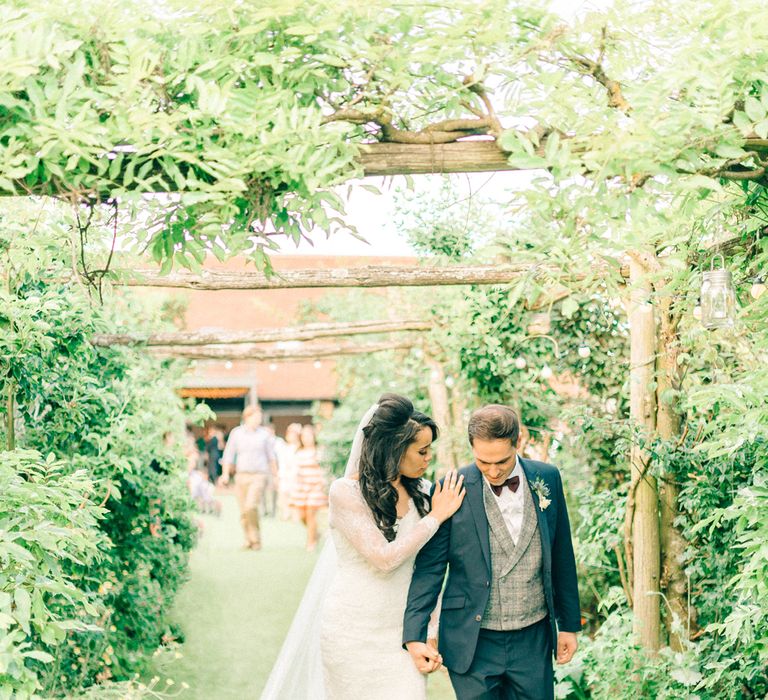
[480,479,548,631]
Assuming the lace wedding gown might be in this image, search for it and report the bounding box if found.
[319,478,440,700]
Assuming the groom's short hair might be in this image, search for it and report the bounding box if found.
[468,405,520,445]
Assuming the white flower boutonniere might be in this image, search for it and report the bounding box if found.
[531,477,551,511]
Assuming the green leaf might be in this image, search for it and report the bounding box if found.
[715,144,747,159]
[732,110,752,133]
[285,24,317,36]
[544,132,560,163]
[561,297,579,318]
[745,96,765,122]
[13,589,31,634]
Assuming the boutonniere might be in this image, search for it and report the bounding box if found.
[531,477,551,511]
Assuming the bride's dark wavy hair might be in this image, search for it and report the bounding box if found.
[358,393,438,542]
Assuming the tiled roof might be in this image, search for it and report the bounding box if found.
[139,255,417,401]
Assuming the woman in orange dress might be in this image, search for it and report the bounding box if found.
[289,424,327,551]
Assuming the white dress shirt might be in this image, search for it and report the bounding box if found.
[221,425,276,474]
[484,456,526,546]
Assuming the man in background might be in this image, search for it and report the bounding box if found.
[221,405,277,550]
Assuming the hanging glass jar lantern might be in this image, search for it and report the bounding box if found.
[700,254,736,329]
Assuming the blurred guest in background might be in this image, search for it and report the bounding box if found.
[276,422,302,521]
[205,425,225,485]
[262,423,279,518]
[221,405,277,551]
[290,424,327,551]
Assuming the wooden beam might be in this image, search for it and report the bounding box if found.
[119,261,630,291]
[4,141,520,198]
[93,319,431,347]
[151,339,414,361]
[120,263,585,290]
[359,141,515,176]
[5,138,768,199]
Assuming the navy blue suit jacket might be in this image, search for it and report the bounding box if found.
[402,459,581,674]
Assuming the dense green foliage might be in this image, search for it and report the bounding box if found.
[2,0,768,697]
[0,203,200,698]
[0,451,105,700]
[0,0,547,272]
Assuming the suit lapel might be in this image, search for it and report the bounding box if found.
[464,465,491,573]
[520,459,552,574]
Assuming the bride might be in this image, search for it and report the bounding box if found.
[261,393,465,700]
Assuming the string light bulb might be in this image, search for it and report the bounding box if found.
[514,357,527,369]
[577,344,591,358]
[750,277,766,300]
[540,365,553,380]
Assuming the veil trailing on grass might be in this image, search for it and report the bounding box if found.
[260,403,379,700]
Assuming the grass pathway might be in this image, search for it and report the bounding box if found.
[160,492,455,699]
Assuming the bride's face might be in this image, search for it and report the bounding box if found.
[398,426,434,479]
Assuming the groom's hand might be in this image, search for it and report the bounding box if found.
[405,641,442,674]
[556,631,578,665]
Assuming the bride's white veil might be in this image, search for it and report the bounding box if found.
[260,403,379,700]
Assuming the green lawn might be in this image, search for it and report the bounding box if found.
[158,492,455,699]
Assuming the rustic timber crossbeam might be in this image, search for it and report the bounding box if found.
[118,263,628,290]
[358,141,513,176]
[92,319,430,347]
[6,138,768,199]
[3,142,521,198]
[151,339,414,361]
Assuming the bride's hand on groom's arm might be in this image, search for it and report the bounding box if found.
[405,641,443,674]
[429,471,466,524]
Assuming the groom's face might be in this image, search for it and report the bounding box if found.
[472,437,519,485]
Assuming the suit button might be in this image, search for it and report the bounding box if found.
[475,615,482,622]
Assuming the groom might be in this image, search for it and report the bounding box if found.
[403,405,581,699]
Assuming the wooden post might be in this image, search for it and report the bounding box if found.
[426,359,457,474]
[655,294,690,650]
[449,385,470,468]
[626,257,661,652]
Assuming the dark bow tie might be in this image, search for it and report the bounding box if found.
[491,475,520,497]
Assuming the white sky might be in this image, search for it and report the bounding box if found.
[274,171,536,257]
[274,0,613,257]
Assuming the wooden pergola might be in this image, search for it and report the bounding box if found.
[71,137,689,652]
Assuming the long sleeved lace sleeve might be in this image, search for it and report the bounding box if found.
[427,590,443,639]
[329,480,439,574]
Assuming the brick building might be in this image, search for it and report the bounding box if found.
[139,254,415,435]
